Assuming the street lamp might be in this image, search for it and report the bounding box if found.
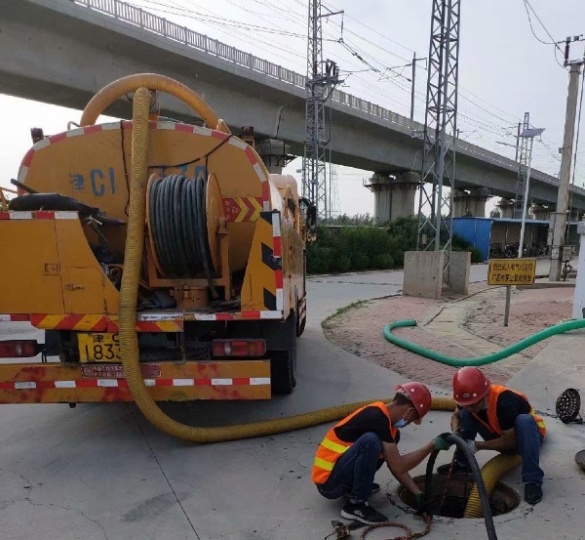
[518,127,545,258]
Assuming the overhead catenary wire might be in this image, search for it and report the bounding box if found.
[521,0,567,68]
[127,0,582,181]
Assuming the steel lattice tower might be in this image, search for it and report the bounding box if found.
[302,0,340,219]
[513,112,531,218]
[417,0,461,280]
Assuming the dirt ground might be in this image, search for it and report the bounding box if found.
[323,283,575,390]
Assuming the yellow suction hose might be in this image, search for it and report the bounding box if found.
[464,454,522,518]
[119,88,512,522]
[79,73,222,130]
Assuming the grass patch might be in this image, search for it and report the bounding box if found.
[321,300,369,330]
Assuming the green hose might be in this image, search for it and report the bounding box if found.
[383,318,585,367]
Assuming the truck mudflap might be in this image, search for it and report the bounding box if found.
[0,360,271,403]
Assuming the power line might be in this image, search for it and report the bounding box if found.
[521,0,566,68]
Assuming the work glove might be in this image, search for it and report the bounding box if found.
[433,432,454,451]
[414,492,434,517]
[465,439,478,455]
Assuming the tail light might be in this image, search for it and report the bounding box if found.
[0,340,39,358]
[211,339,266,358]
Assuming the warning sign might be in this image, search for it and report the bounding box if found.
[487,259,536,286]
[222,197,263,222]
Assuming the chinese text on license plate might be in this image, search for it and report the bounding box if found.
[78,333,121,362]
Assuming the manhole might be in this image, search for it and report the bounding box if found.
[397,474,520,518]
[575,449,585,471]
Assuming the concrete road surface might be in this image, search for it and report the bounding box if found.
[0,261,573,539]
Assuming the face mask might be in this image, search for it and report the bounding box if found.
[394,418,407,429]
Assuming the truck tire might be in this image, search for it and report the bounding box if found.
[270,348,297,394]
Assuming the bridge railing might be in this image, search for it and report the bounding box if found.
[73,0,583,194]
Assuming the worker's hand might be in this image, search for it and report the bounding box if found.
[465,439,478,455]
[414,492,433,517]
[452,425,466,437]
[433,433,454,451]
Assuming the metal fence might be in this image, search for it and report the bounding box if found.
[71,0,581,193]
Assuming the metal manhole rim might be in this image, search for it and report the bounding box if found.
[396,474,521,519]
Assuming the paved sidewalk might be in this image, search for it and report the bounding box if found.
[323,280,576,390]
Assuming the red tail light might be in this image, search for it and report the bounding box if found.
[0,340,39,358]
[211,339,266,358]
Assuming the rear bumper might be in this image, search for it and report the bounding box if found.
[0,359,271,403]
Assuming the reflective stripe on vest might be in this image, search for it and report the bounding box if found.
[474,385,546,438]
[311,401,397,485]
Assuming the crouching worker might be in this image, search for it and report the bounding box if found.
[311,382,453,525]
[442,366,546,505]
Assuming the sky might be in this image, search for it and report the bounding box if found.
[2,0,585,218]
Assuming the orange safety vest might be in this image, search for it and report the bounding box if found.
[471,385,546,438]
[312,401,397,485]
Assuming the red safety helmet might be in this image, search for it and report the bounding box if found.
[396,382,432,419]
[452,367,490,406]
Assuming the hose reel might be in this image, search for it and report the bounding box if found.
[145,173,227,308]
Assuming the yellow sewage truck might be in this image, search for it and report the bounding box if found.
[0,73,313,406]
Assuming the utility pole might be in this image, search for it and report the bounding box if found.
[513,112,530,219]
[410,53,427,121]
[302,1,342,220]
[515,120,521,162]
[549,60,584,281]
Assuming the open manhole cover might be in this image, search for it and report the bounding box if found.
[397,474,520,518]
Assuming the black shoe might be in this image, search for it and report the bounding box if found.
[437,460,471,475]
[344,482,381,498]
[341,501,388,525]
[524,482,543,505]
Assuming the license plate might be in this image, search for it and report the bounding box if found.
[78,333,121,363]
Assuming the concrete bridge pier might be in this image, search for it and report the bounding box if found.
[532,204,552,221]
[497,198,515,219]
[255,139,294,174]
[364,171,419,224]
[452,187,490,217]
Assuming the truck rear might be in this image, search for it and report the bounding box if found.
[0,74,310,406]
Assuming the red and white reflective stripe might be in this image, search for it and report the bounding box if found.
[0,314,30,322]
[192,311,283,321]
[0,211,78,220]
[18,124,107,183]
[0,377,271,390]
[17,120,271,208]
[0,310,284,326]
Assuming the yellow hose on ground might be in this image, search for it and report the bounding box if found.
[79,73,222,130]
[464,454,522,518]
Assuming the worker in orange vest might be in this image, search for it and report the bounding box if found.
[441,366,546,505]
[311,382,453,525]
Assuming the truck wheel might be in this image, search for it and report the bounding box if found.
[270,349,297,394]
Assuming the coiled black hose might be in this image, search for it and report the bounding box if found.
[425,434,497,540]
[148,174,214,279]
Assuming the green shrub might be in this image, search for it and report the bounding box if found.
[306,217,419,274]
[470,247,483,263]
[373,253,394,269]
